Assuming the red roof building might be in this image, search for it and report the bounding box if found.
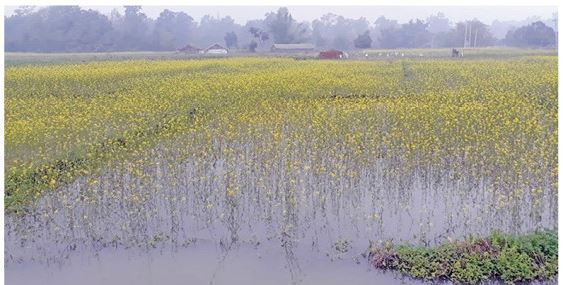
[319,49,345,59]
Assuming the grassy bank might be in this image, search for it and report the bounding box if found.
[368,231,558,284]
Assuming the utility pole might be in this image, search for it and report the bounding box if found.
[474,28,478,47]
[468,22,472,48]
[464,21,468,48]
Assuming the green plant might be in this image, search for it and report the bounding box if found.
[451,253,495,284]
[497,246,536,282]
[369,231,558,284]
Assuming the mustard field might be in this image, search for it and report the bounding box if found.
[5,57,557,213]
[4,57,558,281]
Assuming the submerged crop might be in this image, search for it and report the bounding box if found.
[5,57,557,214]
[4,57,558,275]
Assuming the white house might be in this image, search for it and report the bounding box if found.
[205,43,228,54]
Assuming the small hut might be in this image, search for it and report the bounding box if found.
[178,44,202,54]
[319,49,345,59]
[205,44,228,54]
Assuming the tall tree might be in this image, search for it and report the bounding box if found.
[401,19,432,48]
[426,12,451,33]
[378,19,431,48]
[372,16,400,48]
[224,31,238,49]
[5,6,113,52]
[433,20,496,48]
[197,15,242,47]
[505,21,556,47]
[112,6,151,50]
[248,26,270,48]
[354,31,372,48]
[265,7,310,44]
[152,9,195,50]
[248,40,258,52]
[312,14,369,50]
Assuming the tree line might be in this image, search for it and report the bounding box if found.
[5,6,558,52]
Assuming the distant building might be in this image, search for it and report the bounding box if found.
[319,49,345,59]
[270,43,315,53]
[205,43,228,54]
[178,44,202,54]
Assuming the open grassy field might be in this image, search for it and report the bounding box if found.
[361,47,557,58]
[5,47,557,66]
[4,51,214,66]
[4,52,558,283]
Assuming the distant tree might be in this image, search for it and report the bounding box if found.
[374,16,399,30]
[260,32,270,43]
[248,27,260,38]
[248,40,258,52]
[266,7,292,44]
[374,16,401,31]
[377,25,402,48]
[249,26,270,48]
[196,15,242,47]
[505,21,556,47]
[332,35,349,50]
[462,20,495,47]
[313,34,327,47]
[5,6,113,52]
[265,7,310,44]
[243,19,269,47]
[113,6,151,50]
[249,27,260,38]
[152,9,195,50]
[3,6,528,52]
[76,8,115,51]
[435,22,466,47]
[312,14,336,43]
[463,20,495,47]
[433,20,496,48]
[312,13,369,50]
[372,16,400,48]
[426,12,451,33]
[402,19,432,48]
[224,31,238,48]
[378,19,431,48]
[354,31,372,48]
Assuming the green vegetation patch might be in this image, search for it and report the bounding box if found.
[368,231,558,284]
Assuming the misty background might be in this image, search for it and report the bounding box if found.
[4,5,558,52]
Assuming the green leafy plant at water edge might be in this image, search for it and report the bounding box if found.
[368,231,558,284]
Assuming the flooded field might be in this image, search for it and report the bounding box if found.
[7,241,428,285]
[5,56,557,284]
[5,145,557,284]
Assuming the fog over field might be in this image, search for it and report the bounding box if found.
[4,5,558,52]
[4,5,558,24]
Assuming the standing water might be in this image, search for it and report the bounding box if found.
[5,148,557,284]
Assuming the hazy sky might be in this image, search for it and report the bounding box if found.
[4,6,557,24]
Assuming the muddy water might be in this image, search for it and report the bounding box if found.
[6,239,432,285]
[5,153,557,284]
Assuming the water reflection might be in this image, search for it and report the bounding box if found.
[5,147,557,284]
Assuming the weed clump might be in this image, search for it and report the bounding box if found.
[368,231,558,284]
